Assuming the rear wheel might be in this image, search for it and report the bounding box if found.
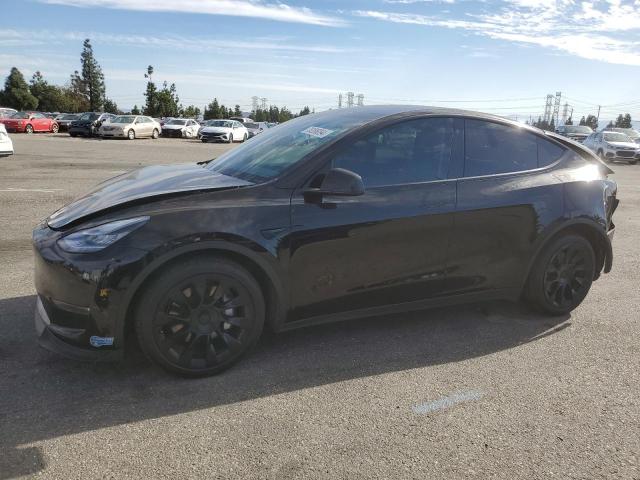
[152,129,159,139]
[524,234,595,315]
[242,133,248,142]
[51,123,59,134]
[228,132,233,143]
[135,257,265,377]
[128,129,135,140]
[25,124,33,134]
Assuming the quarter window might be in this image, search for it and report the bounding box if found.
[538,137,565,167]
[332,117,458,187]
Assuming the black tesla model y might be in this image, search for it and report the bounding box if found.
[33,106,618,376]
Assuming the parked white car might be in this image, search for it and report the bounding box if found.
[98,115,161,140]
[583,131,640,165]
[199,119,248,143]
[0,124,14,157]
[161,118,200,138]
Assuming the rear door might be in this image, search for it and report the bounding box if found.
[32,113,47,131]
[447,119,567,294]
[287,116,463,322]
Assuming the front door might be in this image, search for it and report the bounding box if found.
[287,116,463,322]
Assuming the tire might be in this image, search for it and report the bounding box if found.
[128,129,135,140]
[134,256,265,377]
[51,123,59,134]
[228,133,233,144]
[242,133,248,142]
[152,129,159,139]
[524,234,595,316]
[69,133,77,137]
[25,124,33,134]
[597,149,610,164]
[629,160,637,165]
[201,139,208,143]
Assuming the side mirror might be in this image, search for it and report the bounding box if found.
[305,168,364,200]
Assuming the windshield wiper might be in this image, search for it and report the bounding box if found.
[197,158,215,166]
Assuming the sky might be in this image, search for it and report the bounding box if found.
[2,0,640,124]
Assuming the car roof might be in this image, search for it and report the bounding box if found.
[303,105,546,135]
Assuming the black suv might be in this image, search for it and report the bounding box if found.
[33,106,618,376]
[69,112,116,137]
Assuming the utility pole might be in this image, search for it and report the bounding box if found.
[356,93,364,107]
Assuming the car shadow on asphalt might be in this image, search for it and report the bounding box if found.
[0,294,569,478]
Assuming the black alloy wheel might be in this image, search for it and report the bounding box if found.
[525,234,595,315]
[135,257,264,376]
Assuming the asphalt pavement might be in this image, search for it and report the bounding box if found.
[0,134,638,479]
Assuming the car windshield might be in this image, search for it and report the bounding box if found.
[611,128,639,139]
[79,113,98,121]
[206,108,398,183]
[604,132,633,142]
[209,120,232,128]
[113,116,136,124]
[167,119,186,125]
[11,112,30,119]
[245,123,259,129]
[61,114,78,120]
[564,126,592,134]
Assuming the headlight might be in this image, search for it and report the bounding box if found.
[57,216,149,253]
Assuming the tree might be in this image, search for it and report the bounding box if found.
[182,105,201,118]
[220,105,228,119]
[234,104,242,116]
[131,105,141,115]
[579,116,586,126]
[103,98,119,114]
[299,106,311,116]
[565,116,573,125]
[143,66,161,116]
[80,39,106,111]
[154,81,180,117]
[1,67,38,110]
[29,71,65,112]
[68,70,90,112]
[549,117,555,131]
[204,98,221,119]
[606,121,615,128]
[585,114,598,131]
[615,113,632,128]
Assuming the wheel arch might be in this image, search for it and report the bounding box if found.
[119,241,287,345]
[522,219,612,292]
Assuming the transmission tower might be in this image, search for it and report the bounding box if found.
[346,92,354,108]
[260,97,267,110]
[561,102,569,124]
[552,92,562,126]
[356,94,364,107]
[338,93,343,109]
[251,96,259,112]
[543,94,554,123]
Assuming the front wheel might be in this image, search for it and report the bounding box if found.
[227,133,233,144]
[242,133,248,142]
[135,257,265,377]
[524,234,595,316]
[128,129,135,140]
[51,123,59,134]
[152,129,159,139]
[25,124,34,134]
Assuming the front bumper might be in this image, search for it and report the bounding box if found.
[100,130,126,138]
[33,223,150,361]
[69,125,95,136]
[605,150,640,161]
[162,128,184,138]
[201,132,230,142]
[35,296,122,361]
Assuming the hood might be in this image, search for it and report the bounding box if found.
[47,164,253,229]
[202,126,232,134]
[607,141,639,149]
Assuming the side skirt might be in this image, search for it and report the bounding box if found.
[277,288,520,332]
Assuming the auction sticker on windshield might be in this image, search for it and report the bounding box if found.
[301,126,334,138]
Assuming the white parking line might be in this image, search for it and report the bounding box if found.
[0,188,64,193]
[412,390,484,414]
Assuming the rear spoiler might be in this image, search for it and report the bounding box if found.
[544,131,615,175]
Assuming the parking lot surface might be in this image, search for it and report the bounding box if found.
[1,135,639,479]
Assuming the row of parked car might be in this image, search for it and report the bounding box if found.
[0,108,274,143]
[555,124,640,164]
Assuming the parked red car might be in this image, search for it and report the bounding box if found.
[0,112,59,134]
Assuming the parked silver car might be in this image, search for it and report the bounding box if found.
[583,131,640,164]
[99,115,161,140]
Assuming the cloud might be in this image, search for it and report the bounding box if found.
[39,0,346,27]
[354,1,640,66]
[0,28,351,54]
